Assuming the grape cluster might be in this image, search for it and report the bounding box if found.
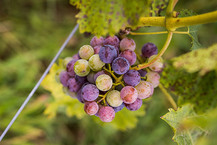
[59,36,163,122]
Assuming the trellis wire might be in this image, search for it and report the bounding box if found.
[0,24,79,141]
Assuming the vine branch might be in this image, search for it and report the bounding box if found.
[132,31,173,70]
[159,83,177,110]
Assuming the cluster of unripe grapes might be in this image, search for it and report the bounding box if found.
[58,35,163,122]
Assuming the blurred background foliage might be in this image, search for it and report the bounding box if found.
[0,0,217,145]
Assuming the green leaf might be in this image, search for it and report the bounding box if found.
[69,0,168,36]
[160,61,217,113]
[173,43,217,75]
[179,9,201,50]
[161,104,205,145]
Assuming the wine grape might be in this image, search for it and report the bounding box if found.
[74,59,90,77]
[103,36,120,47]
[106,90,123,107]
[68,78,82,92]
[148,55,164,72]
[93,45,101,54]
[112,57,130,75]
[66,59,77,77]
[141,42,158,58]
[59,71,70,87]
[146,71,160,88]
[88,54,105,71]
[120,37,136,51]
[81,84,99,101]
[87,71,96,84]
[84,101,99,115]
[99,45,117,63]
[90,36,104,47]
[135,81,154,99]
[113,103,125,113]
[79,45,94,60]
[119,49,136,65]
[96,74,113,91]
[120,86,138,104]
[123,70,141,87]
[125,98,142,111]
[98,106,115,122]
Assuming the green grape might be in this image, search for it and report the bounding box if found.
[74,59,90,77]
[88,54,105,71]
[96,74,113,91]
[79,45,94,60]
[148,55,164,72]
[106,90,123,107]
[62,57,73,68]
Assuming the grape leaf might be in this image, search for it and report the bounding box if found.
[69,0,168,36]
[179,9,201,50]
[173,43,217,75]
[161,104,205,145]
[160,61,217,113]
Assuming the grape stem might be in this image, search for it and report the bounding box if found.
[97,91,110,104]
[130,30,188,35]
[132,31,173,70]
[159,83,177,110]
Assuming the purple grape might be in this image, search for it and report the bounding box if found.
[138,69,147,77]
[93,46,101,54]
[68,78,82,92]
[99,45,117,63]
[113,103,125,113]
[66,59,77,77]
[93,70,108,82]
[120,86,138,104]
[87,71,96,84]
[120,37,136,51]
[84,101,99,115]
[72,53,80,60]
[76,89,85,103]
[103,36,120,47]
[125,98,142,111]
[90,36,104,47]
[112,57,130,75]
[75,75,87,84]
[59,71,70,87]
[119,50,136,65]
[141,42,158,58]
[123,70,141,87]
[98,106,115,122]
[81,84,99,101]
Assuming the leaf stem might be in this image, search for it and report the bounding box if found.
[159,83,177,110]
[132,31,173,70]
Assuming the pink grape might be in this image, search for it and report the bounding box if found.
[135,81,154,99]
[93,46,101,54]
[119,49,136,65]
[148,55,164,72]
[98,106,115,122]
[103,36,120,47]
[120,37,136,51]
[146,71,160,88]
[90,36,104,47]
[84,101,99,115]
[120,86,138,104]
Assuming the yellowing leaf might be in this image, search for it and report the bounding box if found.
[173,44,217,75]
